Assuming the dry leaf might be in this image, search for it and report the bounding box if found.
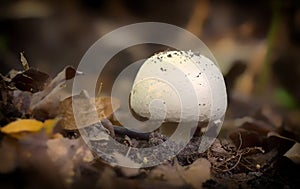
[285,142,300,164]
[60,90,98,130]
[117,167,140,178]
[60,93,120,130]
[11,68,49,93]
[0,77,32,124]
[1,119,44,134]
[43,118,60,135]
[95,97,120,120]
[149,163,185,187]
[47,137,94,186]
[30,66,79,118]
[0,119,59,139]
[47,138,77,186]
[176,158,211,189]
[20,52,29,70]
[267,131,296,156]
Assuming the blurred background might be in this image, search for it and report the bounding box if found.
[1,0,300,116]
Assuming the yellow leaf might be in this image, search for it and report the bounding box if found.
[0,119,59,139]
[43,119,60,135]
[1,119,43,134]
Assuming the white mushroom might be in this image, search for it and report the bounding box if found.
[130,50,227,136]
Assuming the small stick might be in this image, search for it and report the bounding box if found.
[101,118,151,140]
[113,125,150,140]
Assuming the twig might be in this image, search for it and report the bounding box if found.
[237,132,242,151]
[113,125,150,140]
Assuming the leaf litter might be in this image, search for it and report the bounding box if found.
[0,55,299,189]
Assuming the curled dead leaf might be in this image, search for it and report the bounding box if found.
[59,94,120,130]
[11,68,49,93]
[20,52,29,70]
[30,66,79,118]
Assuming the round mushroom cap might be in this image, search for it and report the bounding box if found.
[130,50,227,123]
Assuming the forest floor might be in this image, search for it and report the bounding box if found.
[0,63,299,189]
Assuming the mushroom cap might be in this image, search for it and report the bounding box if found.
[130,50,227,123]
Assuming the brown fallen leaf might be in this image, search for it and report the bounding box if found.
[214,114,296,183]
[11,68,50,93]
[59,92,120,130]
[267,131,296,156]
[149,163,185,187]
[229,116,296,155]
[176,158,211,189]
[285,142,300,164]
[47,137,94,186]
[0,75,33,124]
[30,66,79,118]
